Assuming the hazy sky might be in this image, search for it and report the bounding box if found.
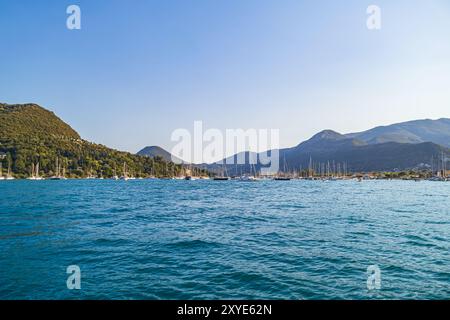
[1,0,450,154]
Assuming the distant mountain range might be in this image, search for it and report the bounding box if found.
[346,118,450,147]
[139,118,450,173]
[277,129,448,173]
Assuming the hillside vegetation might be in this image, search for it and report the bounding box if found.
[0,103,199,178]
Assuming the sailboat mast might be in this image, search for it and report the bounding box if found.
[7,157,11,176]
[442,151,446,177]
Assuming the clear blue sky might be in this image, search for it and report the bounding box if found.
[1,0,450,153]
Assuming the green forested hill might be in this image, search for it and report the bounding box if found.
[0,103,80,140]
[0,103,196,178]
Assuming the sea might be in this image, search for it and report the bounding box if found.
[0,179,449,299]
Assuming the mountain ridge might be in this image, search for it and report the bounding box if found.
[345,118,450,147]
[141,118,450,171]
[198,119,450,174]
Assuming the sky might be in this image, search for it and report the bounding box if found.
[1,0,450,156]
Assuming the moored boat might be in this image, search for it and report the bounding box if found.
[213,176,230,181]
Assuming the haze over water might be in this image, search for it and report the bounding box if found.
[0,180,449,299]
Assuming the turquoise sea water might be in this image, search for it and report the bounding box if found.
[0,179,449,300]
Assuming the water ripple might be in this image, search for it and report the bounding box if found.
[0,179,449,299]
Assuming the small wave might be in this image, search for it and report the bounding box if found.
[107,207,133,213]
[272,203,309,210]
[384,264,411,274]
[93,238,133,246]
[401,234,440,249]
[216,270,275,286]
[264,231,284,238]
[424,221,450,225]
[391,208,415,214]
[404,240,435,248]
[345,217,369,224]
[0,231,44,240]
[167,239,222,249]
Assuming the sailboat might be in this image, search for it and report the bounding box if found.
[121,162,129,181]
[121,162,135,180]
[27,162,44,180]
[34,162,44,180]
[27,163,35,180]
[146,159,157,179]
[429,152,448,181]
[50,158,60,180]
[438,151,448,181]
[0,162,5,180]
[213,163,230,180]
[238,164,259,182]
[86,168,96,179]
[61,166,67,180]
[213,176,229,181]
[50,157,67,180]
[238,174,257,182]
[112,167,119,180]
[441,151,448,181]
[274,176,291,181]
[274,158,291,181]
[5,159,15,180]
[184,165,199,180]
[185,175,199,181]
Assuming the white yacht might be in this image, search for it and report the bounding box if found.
[5,163,15,180]
[0,162,4,180]
[120,162,136,180]
[28,162,44,180]
[50,157,67,180]
[238,175,258,182]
